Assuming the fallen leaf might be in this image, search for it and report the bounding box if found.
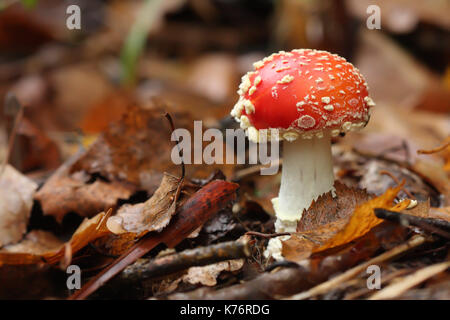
[0,210,112,265]
[34,152,134,222]
[70,105,181,193]
[193,208,238,245]
[297,182,371,232]
[358,160,439,203]
[183,259,244,286]
[282,183,409,261]
[313,185,408,253]
[282,182,371,261]
[35,104,184,221]
[3,230,62,255]
[412,159,450,205]
[282,220,348,262]
[107,173,182,234]
[0,165,38,247]
[13,116,61,172]
[429,206,450,222]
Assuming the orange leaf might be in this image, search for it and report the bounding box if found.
[313,184,406,253]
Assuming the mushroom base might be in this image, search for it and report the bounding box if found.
[266,134,335,261]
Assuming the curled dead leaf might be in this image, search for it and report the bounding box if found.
[107,173,182,234]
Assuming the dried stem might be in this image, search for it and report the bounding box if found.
[285,235,427,300]
[379,170,415,199]
[245,231,291,239]
[120,239,251,283]
[375,208,450,239]
[417,139,450,155]
[369,260,450,300]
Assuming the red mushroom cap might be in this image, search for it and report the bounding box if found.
[231,49,375,141]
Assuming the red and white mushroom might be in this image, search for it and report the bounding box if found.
[231,49,375,237]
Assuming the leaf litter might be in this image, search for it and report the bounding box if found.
[0,1,449,300]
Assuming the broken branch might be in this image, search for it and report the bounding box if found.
[375,208,450,239]
[119,239,251,283]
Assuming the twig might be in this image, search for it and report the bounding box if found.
[285,235,427,300]
[166,267,312,300]
[245,231,291,239]
[369,260,450,300]
[119,240,251,282]
[344,268,413,300]
[375,208,450,239]
[417,139,450,155]
[379,170,415,199]
[264,260,300,272]
[164,112,185,179]
[165,223,410,300]
[164,112,185,212]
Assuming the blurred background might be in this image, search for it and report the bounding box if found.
[0,0,449,177]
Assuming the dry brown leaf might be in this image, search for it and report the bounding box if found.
[412,159,450,205]
[282,182,372,261]
[183,259,244,286]
[282,183,410,261]
[34,153,134,222]
[107,173,181,234]
[37,102,234,222]
[429,206,450,222]
[70,105,182,193]
[35,105,183,221]
[313,185,407,253]
[0,165,38,247]
[91,232,138,257]
[3,230,63,255]
[0,210,112,265]
[297,182,371,232]
[8,116,61,172]
[282,220,347,262]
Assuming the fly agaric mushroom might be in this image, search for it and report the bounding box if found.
[231,49,375,247]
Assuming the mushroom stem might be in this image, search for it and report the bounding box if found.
[273,133,335,231]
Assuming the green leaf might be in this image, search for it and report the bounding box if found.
[21,0,38,9]
[120,0,164,86]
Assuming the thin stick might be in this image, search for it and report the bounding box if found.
[245,231,291,239]
[417,139,450,155]
[344,268,413,300]
[164,112,185,179]
[119,240,251,282]
[375,208,450,239]
[369,260,450,300]
[285,235,427,300]
[379,170,415,199]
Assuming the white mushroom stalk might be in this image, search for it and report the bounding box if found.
[272,133,334,232]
